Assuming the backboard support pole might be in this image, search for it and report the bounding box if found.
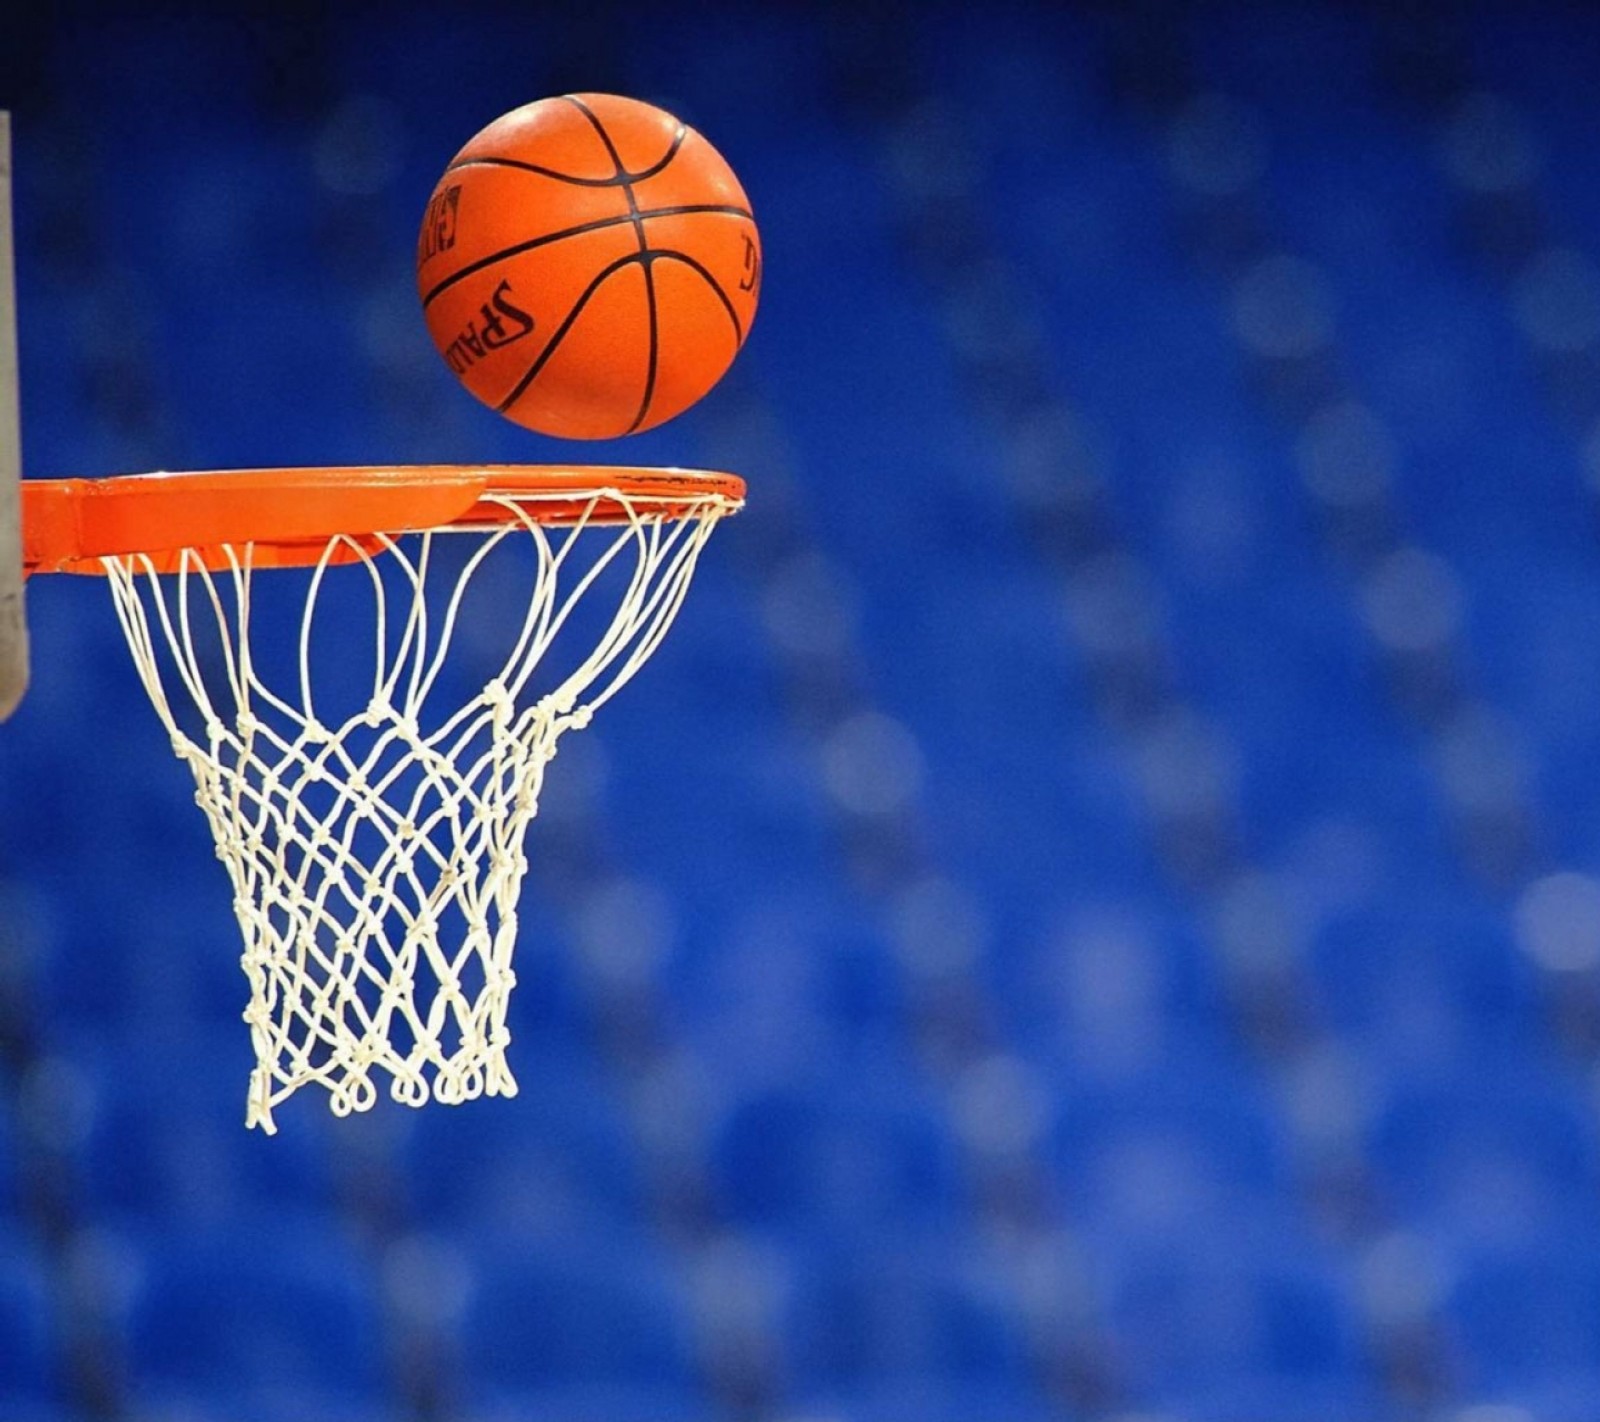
[0,111,28,721]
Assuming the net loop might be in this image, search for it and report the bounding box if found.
[100,483,736,1131]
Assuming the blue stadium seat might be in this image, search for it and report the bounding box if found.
[782,1240,1035,1403]
[0,1079,18,1218]
[1099,1236,1370,1413]
[708,1068,965,1244]
[1312,899,1545,1071]
[996,906,1238,1064]
[1165,1379,1392,1422]
[400,1053,645,1240]
[1367,1070,1597,1240]
[1050,1063,1289,1233]
[68,1031,334,1227]
[782,1381,1057,1422]
[117,1219,387,1414]
[462,1388,712,1422]
[0,1228,57,1410]
[1444,1242,1600,1400]
[36,897,255,1030]
[457,1237,697,1411]
[125,1400,396,1422]
[664,890,913,1078]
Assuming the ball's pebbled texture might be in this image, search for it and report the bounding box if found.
[417,93,761,440]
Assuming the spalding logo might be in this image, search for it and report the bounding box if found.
[417,185,462,266]
[443,281,536,373]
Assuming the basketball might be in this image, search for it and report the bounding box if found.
[416,93,761,440]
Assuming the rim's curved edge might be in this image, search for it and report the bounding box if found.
[22,465,746,576]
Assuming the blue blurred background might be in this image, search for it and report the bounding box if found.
[5,1,1600,1419]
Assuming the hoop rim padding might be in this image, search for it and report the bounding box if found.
[21,464,746,576]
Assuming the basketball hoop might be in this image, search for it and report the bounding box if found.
[21,465,743,1131]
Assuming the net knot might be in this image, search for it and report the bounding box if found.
[483,679,514,728]
[330,1076,379,1118]
[171,733,208,764]
[376,699,420,739]
[392,1074,431,1108]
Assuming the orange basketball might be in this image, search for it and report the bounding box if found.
[416,93,762,440]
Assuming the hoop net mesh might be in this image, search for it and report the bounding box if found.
[98,486,735,1131]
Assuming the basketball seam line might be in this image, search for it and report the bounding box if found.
[419,204,754,310]
[442,127,688,187]
[652,251,745,347]
[633,259,661,435]
[563,96,661,435]
[493,252,643,416]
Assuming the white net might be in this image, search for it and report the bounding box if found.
[98,485,736,1131]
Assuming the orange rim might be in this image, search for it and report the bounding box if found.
[21,465,746,576]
